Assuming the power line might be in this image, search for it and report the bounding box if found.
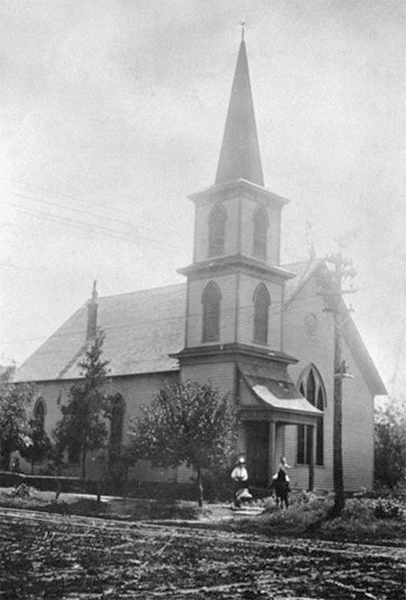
[3,176,190,238]
[9,189,137,230]
[8,203,189,254]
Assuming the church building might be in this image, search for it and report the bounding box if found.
[15,39,386,492]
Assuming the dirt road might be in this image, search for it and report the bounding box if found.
[0,507,405,599]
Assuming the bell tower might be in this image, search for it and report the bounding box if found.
[176,38,295,390]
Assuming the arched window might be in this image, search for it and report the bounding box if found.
[33,398,46,433]
[297,365,326,466]
[208,204,226,257]
[253,284,271,345]
[110,395,125,461]
[253,206,268,259]
[202,282,221,342]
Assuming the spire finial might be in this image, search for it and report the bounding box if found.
[240,20,245,41]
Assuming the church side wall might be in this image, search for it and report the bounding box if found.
[283,277,335,491]
[283,277,374,492]
[24,371,179,482]
[340,339,374,491]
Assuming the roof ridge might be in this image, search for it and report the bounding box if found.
[96,282,185,302]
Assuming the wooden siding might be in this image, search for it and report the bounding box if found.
[283,276,374,492]
[186,274,238,347]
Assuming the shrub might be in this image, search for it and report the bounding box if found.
[342,497,374,521]
[292,490,320,506]
[373,498,405,520]
[10,482,33,498]
[375,397,406,488]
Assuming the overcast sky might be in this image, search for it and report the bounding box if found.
[0,0,405,396]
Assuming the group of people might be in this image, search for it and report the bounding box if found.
[231,455,291,507]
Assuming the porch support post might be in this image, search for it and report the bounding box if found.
[308,425,315,491]
[268,421,276,485]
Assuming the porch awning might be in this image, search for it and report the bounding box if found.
[251,382,321,414]
[239,364,322,426]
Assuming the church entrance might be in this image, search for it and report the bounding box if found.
[245,421,269,488]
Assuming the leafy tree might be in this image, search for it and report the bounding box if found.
[53,330,111,479]
[19,421,51,474]
[375,397,406,489]
[0,367,37,471]
[128,381,237,506]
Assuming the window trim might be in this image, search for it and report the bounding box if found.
[33,398,46,433]
[297,365,326,466]
[253,283,271,345]
[202,281,222,343]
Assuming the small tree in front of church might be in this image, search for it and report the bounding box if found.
[0,367,37,471]
[19,421,51,474]
[53,329,111,479]
[128,381,237,506]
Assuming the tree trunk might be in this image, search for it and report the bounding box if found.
[81,446,87,480]
[1,444,12,471]
[196,465,204,507]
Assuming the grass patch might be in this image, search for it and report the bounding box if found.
[318,496,406,543]
[0,486,211,521]
[230,491,406,544]
[2,485,406,544]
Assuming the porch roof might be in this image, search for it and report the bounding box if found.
[251,383,321,416]
[239,365,322,425]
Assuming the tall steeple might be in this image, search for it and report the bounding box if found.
[215,39,264,187]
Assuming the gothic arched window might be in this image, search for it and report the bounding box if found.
[109,395,125,461]
[202,282,221,342]
[253,284,271,345]
[297,365,326,466]
[33,398,45,433]
[253,206,268,259]
[208,204,226,257]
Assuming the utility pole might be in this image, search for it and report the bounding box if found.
[324,253,356,517]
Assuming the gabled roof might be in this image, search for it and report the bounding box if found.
[283,258,387,397]
[339,301,387,396]
[15,260,387,396]
[284,259,325,307]
[15,284,186,382]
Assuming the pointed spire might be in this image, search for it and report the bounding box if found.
[215,39,264,187]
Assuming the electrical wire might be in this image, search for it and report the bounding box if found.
[2,176,190,238]
[8,202,188,254]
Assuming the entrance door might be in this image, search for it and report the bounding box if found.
[245,421,269,488]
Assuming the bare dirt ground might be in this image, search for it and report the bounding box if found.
[0,507,405,600]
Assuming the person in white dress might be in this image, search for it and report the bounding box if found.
[231,456,249,507]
